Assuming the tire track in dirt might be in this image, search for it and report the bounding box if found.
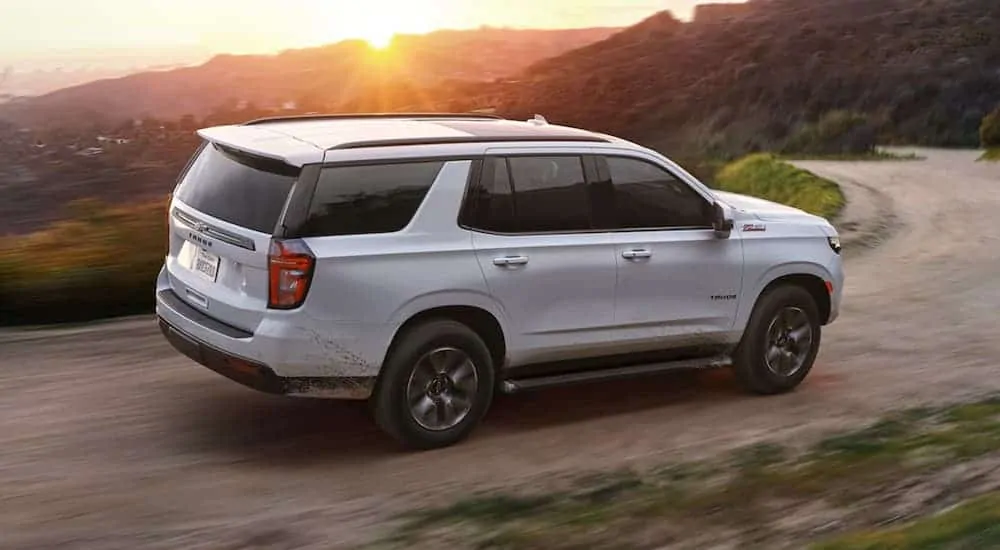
[822,171,900,256]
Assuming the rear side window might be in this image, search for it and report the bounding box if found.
[300,161,445,237]
[508,156,591,233]
[463,155,592,234]
[463,157,516,233]
[175,142,298,234]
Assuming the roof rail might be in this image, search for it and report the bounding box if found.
[329,135,610,151]
[243,112,505,126]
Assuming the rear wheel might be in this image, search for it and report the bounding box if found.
[372,319,495,450]
[733,285,822,395]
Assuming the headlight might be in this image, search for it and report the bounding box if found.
[828,236,842,254]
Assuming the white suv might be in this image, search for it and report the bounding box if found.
[156,113,844,450]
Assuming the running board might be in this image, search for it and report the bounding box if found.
[501,355,731,394]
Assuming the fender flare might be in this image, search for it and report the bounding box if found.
[736,262,835,328]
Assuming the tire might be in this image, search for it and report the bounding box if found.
[733,285,822,395]
[372,319,495,450]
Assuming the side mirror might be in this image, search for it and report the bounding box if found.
[712,202,734,239]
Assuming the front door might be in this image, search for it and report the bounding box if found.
[598,154,744,348]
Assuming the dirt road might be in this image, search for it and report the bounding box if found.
[2,148,999,549]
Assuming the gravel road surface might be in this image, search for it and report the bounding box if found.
[2,148,998,549]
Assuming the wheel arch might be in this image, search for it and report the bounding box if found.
[386,305,508,374]
[740,264,834,327]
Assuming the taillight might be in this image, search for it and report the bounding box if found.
[268,239,315,310]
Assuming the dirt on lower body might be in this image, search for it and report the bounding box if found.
[1,148,999,549]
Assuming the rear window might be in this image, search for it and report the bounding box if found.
[174,142,299,234]
[300,161,445,237]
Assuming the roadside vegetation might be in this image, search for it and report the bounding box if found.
[979,106,1000,162]
[816,491,1000,549]
[714,153,846,220]
[774,112,920,161]
[780,150,922,162]
[374,396,1000,549]
[780,111,877,157]
[780,150,924,161]
[0,199,166,326]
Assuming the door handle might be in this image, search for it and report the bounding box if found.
[493,255,529,267]
[622,249,652,260]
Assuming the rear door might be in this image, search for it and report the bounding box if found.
[597,153,744,344]
[166,142,300,333]
[465,151,617,363]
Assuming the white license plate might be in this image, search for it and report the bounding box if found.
[192,247,220,282]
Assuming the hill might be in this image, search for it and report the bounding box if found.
[0,27,619,127]
[447,0,1000,154]
[3,0,999,234]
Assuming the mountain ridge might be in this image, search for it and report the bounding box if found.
[0,27,621,127]
[450,0,1000,152]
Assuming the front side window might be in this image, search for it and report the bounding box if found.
[301,161,444,237]
[605,156,711,230]
[507,156,591,233]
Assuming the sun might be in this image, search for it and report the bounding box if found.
[312,1,440,51]
[361,29,396,50]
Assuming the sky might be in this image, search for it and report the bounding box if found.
[1,0,745,70]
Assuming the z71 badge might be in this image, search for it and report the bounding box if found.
[742,223,767,233]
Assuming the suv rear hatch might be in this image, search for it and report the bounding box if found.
[166,141,300,333]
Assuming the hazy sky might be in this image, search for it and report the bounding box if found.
[2,0,744,67]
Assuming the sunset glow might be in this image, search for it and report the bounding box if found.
[364,31,396,50]
[312,1,444,50]
[2,0,748,68]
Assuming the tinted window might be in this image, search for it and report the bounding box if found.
[464,158,515,233]
[606,156,710,229]
[508,156,591,233]
[301,161,444,237]
[175,142,298,233]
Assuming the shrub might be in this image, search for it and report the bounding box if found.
[981,106,1000,148]
[782,111,877,156]
[714,153,845,220]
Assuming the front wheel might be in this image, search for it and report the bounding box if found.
[372,319,495,450]
[733,285,822,395]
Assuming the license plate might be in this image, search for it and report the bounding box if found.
[192,247,220,282]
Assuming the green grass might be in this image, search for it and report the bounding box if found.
[814,492,1000,549]
[380,397,1000,549]
[979,148,1000,162]
[715,153,846,220]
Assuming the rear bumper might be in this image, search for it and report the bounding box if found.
[156,285,376,400]
[159,316,286,394]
